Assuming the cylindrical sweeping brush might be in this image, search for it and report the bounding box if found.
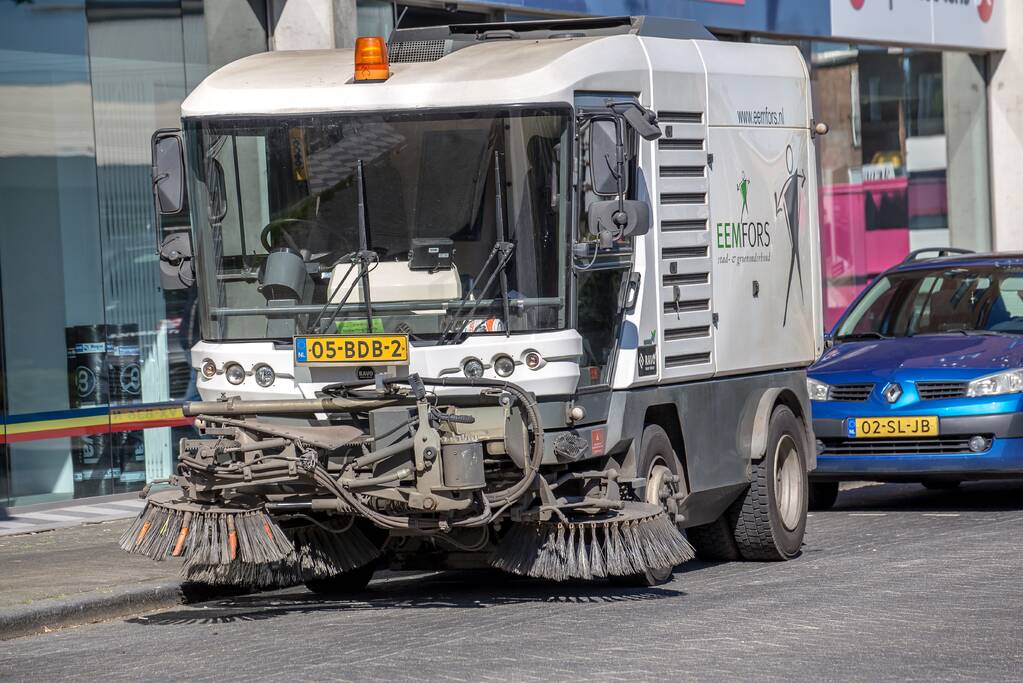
[120,491,383,588]
[182,520,383,588]
[491,502,695,581]
[118,490,294,566]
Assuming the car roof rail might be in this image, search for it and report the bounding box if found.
[902,247,974,263]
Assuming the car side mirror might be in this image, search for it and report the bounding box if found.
[587,199,651,247]
[823,332,835,350]
[151,129,186,215]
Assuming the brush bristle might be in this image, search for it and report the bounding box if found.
[182,522,382,588]
[491,509,694,582]
[120,501,381,588]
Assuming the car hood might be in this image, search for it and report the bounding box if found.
[813,335,1023,376]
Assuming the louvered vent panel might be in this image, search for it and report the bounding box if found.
[655,109,712,381]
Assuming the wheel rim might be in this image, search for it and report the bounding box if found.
[646,460,676,508]
[773,434,804,531]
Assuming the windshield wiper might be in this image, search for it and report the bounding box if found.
[438,150,515,345]
[835,332,891,341]
[310,159,378,334]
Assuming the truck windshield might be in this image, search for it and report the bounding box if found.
[183,108,570,341]
[835,265,1023,339]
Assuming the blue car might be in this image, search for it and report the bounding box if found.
[807,249,1023,510]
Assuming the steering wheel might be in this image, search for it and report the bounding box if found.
[260,218,332,258]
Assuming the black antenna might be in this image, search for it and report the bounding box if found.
[356,160,374,331]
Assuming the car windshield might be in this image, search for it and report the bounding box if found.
[184,108,570,341]
[835,264,1023,339]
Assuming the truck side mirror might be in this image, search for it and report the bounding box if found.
[158,231,195,290]
[587,199,651,247]
[151,129,186,215]
[586,118,628,197]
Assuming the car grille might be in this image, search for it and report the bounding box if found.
[916,381,968,400]
[829,383,875,402]
[819,436,991,456]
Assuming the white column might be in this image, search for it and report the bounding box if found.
[989,0,1023,250]
[271,0,358,51]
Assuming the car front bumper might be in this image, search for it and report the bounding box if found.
[811,412,1023,480]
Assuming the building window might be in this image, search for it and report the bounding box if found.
[812,44,991,327]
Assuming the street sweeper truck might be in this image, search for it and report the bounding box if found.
[125,15,825,589]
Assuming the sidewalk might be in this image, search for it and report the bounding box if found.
[0,493,146,537]
[0,519,237,640]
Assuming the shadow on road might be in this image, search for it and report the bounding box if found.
[832,479,1023,513]
[128,571,686,626]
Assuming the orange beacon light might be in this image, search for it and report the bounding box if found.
[354,37,389,82]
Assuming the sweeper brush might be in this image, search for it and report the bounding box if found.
[118,490,381,587]
[490,502,695,581]
[183,520,382,587]
[118,491,294,565]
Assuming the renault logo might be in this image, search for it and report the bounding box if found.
[883,383,903,404]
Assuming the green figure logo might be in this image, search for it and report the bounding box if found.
[737,172,751,219]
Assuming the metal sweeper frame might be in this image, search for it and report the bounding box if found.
[124,15,825,591]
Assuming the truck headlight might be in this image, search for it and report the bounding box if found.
[807,378,831,401]
[253,364,275,388]
[224,362,246,386]
[966,369,1023,397]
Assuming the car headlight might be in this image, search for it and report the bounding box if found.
[807,377,831,401]
[966,369,1023,397]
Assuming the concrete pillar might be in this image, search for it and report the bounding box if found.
[943,52,991,252]
[271,0,357,51]
[989,0,1023,251]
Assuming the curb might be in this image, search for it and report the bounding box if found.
[0,581,248,641]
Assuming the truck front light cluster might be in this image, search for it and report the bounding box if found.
[967,369,1023,397]
[493,354,515,378]
[807,377,831,401]
[200,359,217,379]
[462,358,485,379]
[253,364,276,388]
[224,362,246,385]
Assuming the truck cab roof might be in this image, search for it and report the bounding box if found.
[181,15,810,124]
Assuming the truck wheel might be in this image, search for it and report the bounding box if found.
[808,482,840,511]
[613,424,687,587]
[686,516,741,561]
[304,563,376,596]
[729,406,808,560]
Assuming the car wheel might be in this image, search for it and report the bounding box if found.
[728,406,808,560]
[808,482,840,511]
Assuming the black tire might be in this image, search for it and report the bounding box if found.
[922,479,962,491]
[686,515,741,561]
[613,424,687,587]
[304,563,376,596]
[808,481,840,511]
[729,406,808,561]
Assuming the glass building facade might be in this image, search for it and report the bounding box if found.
[0,0,1003,506]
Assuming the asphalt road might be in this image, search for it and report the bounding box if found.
[2,481,1023,681]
